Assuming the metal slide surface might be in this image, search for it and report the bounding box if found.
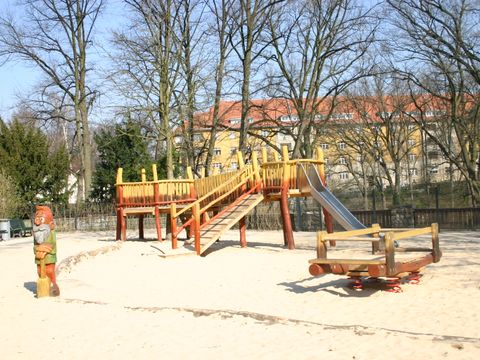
[298,163,366,230]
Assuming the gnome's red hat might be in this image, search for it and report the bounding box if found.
[35,205,55,230]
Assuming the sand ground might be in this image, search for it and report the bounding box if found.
[1,229,479,359]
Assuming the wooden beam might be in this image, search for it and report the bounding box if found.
[308,258,385,265]
[391,227,432,241]
[323,226,384,240]
[384,232,396,276]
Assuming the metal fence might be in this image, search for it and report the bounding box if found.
[32,201,480,233]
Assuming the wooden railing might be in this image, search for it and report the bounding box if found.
[260,146,325,195]
[115,165,196,208]
[170,164,260,254]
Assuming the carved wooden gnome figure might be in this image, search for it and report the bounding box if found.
[33,205,60,297]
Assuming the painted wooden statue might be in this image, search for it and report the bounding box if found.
[33,205,60,297]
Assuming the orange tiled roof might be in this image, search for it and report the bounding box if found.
[193,94,461,129]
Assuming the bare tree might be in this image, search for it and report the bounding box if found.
[111,0,180,179]
[172,0,208,172]
[337,77,419,206]
[227,0,282,155]
[202,0,234,175]
[386,0,480,205]
[265,0,378,158]
[0,0,104,201]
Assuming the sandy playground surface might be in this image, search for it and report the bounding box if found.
[0,228,479,359]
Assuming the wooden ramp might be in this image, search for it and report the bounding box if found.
[196,193,264,255]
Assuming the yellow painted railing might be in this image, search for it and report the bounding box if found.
[170,165,259,254]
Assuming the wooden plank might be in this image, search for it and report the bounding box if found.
[308,258,385,265]
[322,226,381,240]
[323,236,381,242]
[199,193,264,254]
[391,226,432,241]
[123,207,155,215]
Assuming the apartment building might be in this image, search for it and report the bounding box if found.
[189,97,458,190]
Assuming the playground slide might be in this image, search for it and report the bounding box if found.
[298,163,366,231]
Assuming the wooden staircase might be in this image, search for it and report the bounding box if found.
[195,193,264,255]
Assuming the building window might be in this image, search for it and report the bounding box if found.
[213,162,222,169]
[229,132,236,139]
[338,142,346,150]
[324,158,329,165]
[320,143,329,150]
[280,115,299,122]
[408,154,417,162]
[408,139,415,147]
[231,162,238,169]
[230,147,236,155]
[193,134,203,142]
[339,157,346,165]
[339,172,349,180]
[429,167,439,174]
[213,148,221,156]
[409,168,417,176]
[229,118,240,125]
[330,113,353,120]
[261,130,269,137]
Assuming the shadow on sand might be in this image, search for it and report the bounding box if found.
[278,276,396,297]
[24,281,36,295]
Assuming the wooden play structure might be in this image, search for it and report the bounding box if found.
[115,146,330,255]
[308,224,442,291]
[115,144,441,288]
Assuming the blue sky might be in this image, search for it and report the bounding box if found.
[0,0,125,120]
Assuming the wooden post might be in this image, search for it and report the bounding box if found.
[136,215,143,240]
[261,147,267,190]
[384,232,396,276]
[261,147,268,163]
[154,206,162,241]
[316,147,335,244]
[251,151,261,191]
[316,231,327,259]
[371,223,381,254]
[273,151,279,162]
[171,203,177,249]
[186,166,196,239]
[121,211,127,241]
[431,223,441,262]
[280,145,295,249]
[237,151,246,193]
[194,202,201,255]
[116,168,124,240]
[141,168,147,182]
[239,217,247,247]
